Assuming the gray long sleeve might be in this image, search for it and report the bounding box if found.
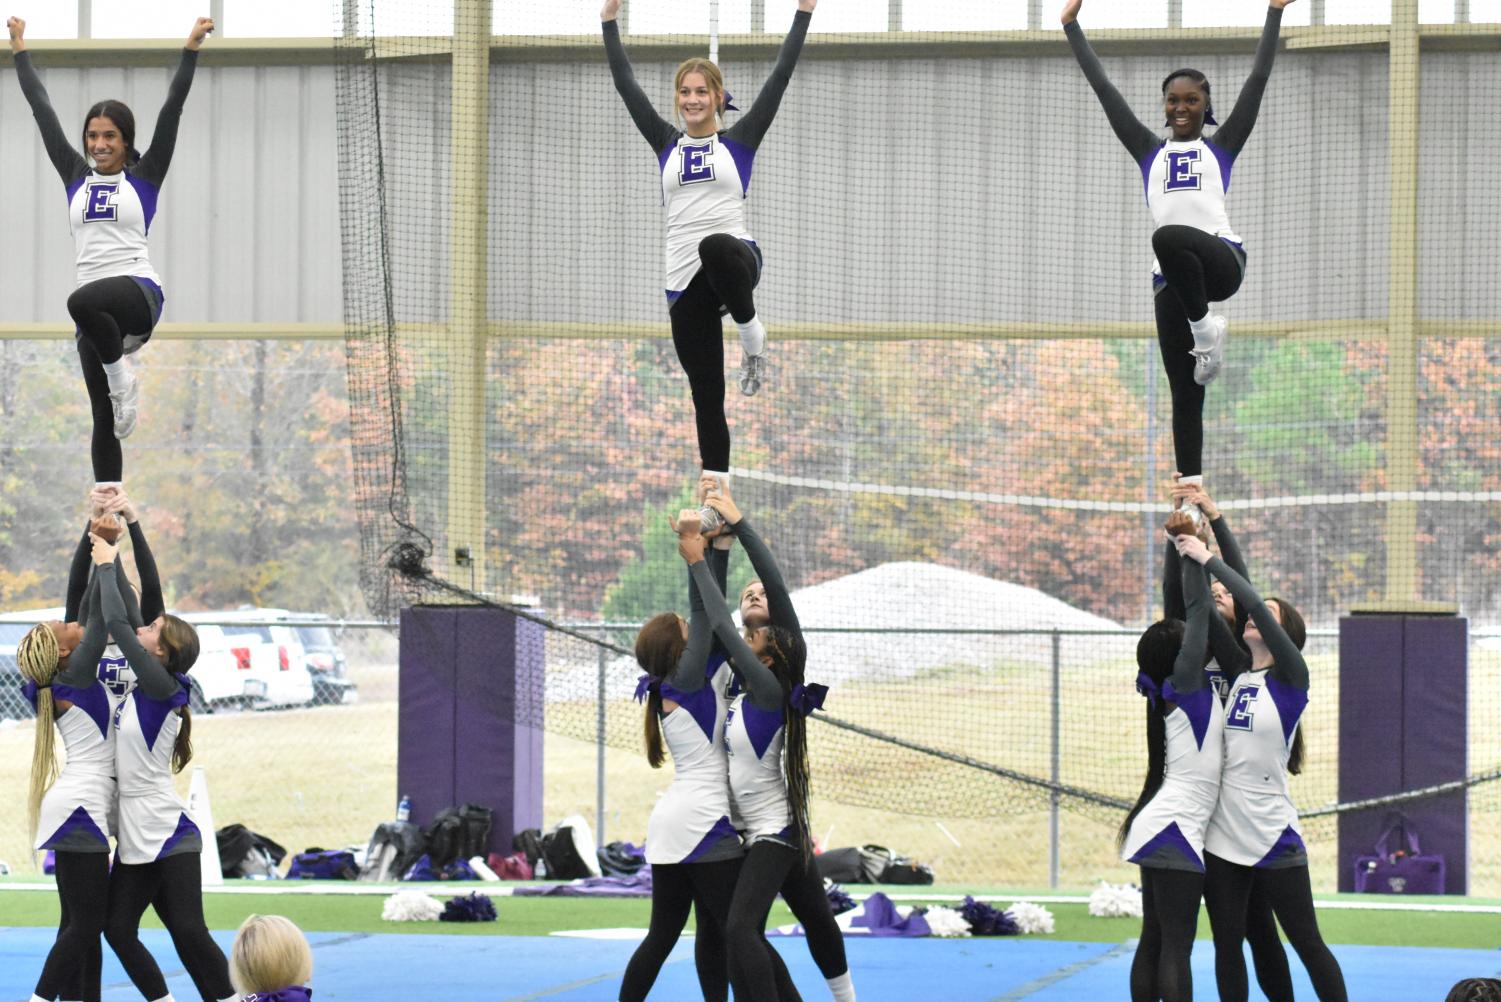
[59,579,107,689]
[1064,21,1158,163]
[131,48,198,188]
[723,9,812,151]
[1210,6,1284,158]
[1206,556,1307,690]
[98,563,181,700]
[695,562,784,711]
[666,560,718,692]
[1169,559,1211,694]
[13,51,88,187]
[602,20,679,153]
[733,517,800,639]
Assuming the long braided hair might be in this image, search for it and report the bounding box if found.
[17,624,63,843]
[759,625,814,861]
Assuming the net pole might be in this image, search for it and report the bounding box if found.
[596,640,608,845]
[449,0,491,592]
[709,0,719,64]
[1049,630,1061,889]
[1383,0,1420,605]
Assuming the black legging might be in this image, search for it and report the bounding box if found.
[35,850,108,1002]
[670,234,761,473]
[105,851,233,1001]
[1245,879,1295,1002]
[1151,224,1244,479]
[726,837,848,994]
[1204,852,1348,1002]
[68,276,158,483]
[620,857,797,1002]
[1129,866,1202,1002]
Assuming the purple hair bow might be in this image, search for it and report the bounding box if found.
[723,90,738,112]
[1135,671,1162,706]
[634,674,659,704]
[790,682,828,716]
[243,989,312,1002]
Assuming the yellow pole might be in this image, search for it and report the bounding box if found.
[1384,0,1419,605]
[448,0,490,595]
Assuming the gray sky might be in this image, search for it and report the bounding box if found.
[13,0,1494,38]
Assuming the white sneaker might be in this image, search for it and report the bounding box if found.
[739,349,766,396]
[1192,314,1227,386]
[109,363,139,439]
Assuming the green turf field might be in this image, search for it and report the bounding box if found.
[2,886,1497,948]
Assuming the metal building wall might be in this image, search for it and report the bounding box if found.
[0,60,341,325]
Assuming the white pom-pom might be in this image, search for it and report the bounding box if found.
[1005,901,1055,935]
[1088,881,1143,919]
[382,889,444,922]
[922,906,972,938]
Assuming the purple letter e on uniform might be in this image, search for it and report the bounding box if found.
[84,183,120,222]
[678,143,716,186]
[1164,149,1202,192]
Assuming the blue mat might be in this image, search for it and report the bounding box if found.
[2,927,1495,1000]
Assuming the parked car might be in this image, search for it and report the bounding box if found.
[187,610,315,709]
[289,614,358,706]
[0,609,56,720]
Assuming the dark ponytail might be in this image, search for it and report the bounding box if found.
[1267,597,1307,775]
[1120,619,1184,848]
[172,707,193,774]
[635,613,687,768]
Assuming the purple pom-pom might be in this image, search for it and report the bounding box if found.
[440,891,497,922]
[826,883,856,915]
[960,895,1019,936]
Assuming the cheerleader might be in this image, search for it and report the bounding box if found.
[8,15,212,485]
[602,0,814,481]
[702,485,854,1002]
[1063,0,1293,505]
[1175,533,1347,1001]
[230,914,314,1002]
[622,524,797,1001]
[1118,532,1215,1002]
[88,538,236,1002]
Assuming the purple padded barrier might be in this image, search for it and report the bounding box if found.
[398,605,545,857]
[1338,614,1467,893]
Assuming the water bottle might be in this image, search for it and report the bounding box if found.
[396,794,412,823]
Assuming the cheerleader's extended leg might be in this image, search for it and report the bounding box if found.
[1151,224,1244,386]
[671,274,732,473]
[695,234,767,397]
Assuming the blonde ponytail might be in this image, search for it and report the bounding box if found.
[17,625,63,844]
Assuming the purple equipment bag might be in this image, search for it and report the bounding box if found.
[1352,813,1445,894]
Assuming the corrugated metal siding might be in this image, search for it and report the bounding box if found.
[0,60,341,324]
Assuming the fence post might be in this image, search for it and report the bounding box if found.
[597,638,608,846]
[1049,631,1061,889]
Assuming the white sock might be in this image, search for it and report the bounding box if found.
[1179,475,1202,486]
[1188,313,1216,351]
[736,315,766,357]
[148,995,176,1002]
[827,972,856,1001]
[31,994,50,1002]
[217,995,240,1002]
[702,469,730,491]
[102,357,131,394]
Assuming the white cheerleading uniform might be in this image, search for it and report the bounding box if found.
[658,135,758,301]
[724,692,793,844]
[29,681,117,853]
[1142,139,1243,282]
[66,171,165,288]
[645,655,741,865]
[1204,667,1309,868]
[114,675,201,864]
[1121,683,1225,872]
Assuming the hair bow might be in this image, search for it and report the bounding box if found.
[723,90,738,112]
[789,682,828,716]
[1135,671,1162,707]
[634,674,659,704]
[21,680,41,703]
[244,989,313,1002]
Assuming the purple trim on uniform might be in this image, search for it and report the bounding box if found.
[132,678,189,753]
[155,811,201,860]
[681,815,739,863]
[41,804,111,850]
[1162,681,1214,751]
[1254,825,1307,868]
[124,172,161,232]
[721,136,756,196]
[1129,819,1204,872]
[657,144,675,174]
[740,699,785,760]
[66,176,87,204]
[1204,138,1233,191]
[1265,675,1308,746]
[1140,143,1165,199]
[58,682,113,739]
[660,653,726,743]
[244,990,312,1002]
